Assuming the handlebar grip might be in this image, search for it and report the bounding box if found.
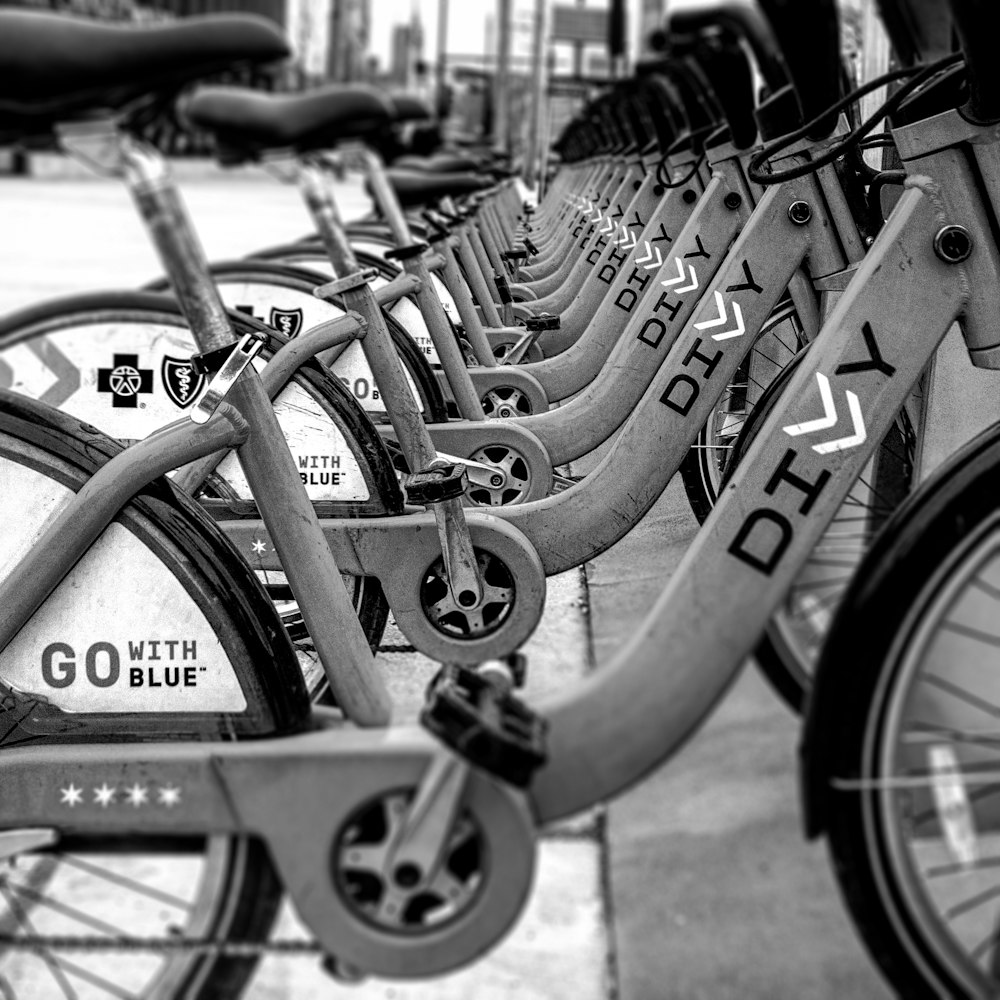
[950,0,1000,123]
[757,0,841,138]
[667,0,787,93]
[691,33,758,149]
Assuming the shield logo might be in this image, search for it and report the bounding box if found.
[269,307,304,339]
[161,356,206,409]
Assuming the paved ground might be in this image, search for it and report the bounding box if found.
[0,161,891,998]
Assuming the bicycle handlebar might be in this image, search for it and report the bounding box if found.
[757,0,841,139]
[949,0,1000,123]
[668,0,786,94]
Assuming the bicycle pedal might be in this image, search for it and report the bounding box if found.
[482,651,528,689]
[420,664,547,788]
[549,472,582,493]
[321,954,367,984]
[493,272,514,305]
[525,312,560,333]
[401,463,468,505]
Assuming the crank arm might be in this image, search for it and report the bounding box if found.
[378,421,554,502]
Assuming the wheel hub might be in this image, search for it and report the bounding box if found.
[421,549,516,638]
[482,386,531,419]
[466,445,531,506]
[334,791,484,932]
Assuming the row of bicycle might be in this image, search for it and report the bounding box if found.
[0,1,997,997]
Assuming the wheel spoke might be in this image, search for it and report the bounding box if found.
[57,856,193,911]
[0,883,79,1000]
[341,844,389,876]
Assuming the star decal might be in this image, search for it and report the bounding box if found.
[125,783,149,808]
[93,783,116,808]
[157,784,182,808]
[251,539,267,555]
[59,784,83,808]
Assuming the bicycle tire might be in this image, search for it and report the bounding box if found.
[814,422,1000,999]
[0,292,403,685]
[143,259,449,423]
[0,390,307,998]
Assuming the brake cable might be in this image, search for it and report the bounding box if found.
[747,52,965,185]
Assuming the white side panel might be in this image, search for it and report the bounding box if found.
[0,319,369,501]
[217,280,429,412]
[0,461,246,713]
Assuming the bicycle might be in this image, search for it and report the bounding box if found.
[6,4,1000,999]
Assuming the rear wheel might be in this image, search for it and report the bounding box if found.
[0,396,301,999]
[0,294,404,695]
[819,427,1000,998]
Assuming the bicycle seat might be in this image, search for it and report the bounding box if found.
[185,83,395,161]
[394,152,485,173]
[0,11,288,137]
[389,93,434,123]
[381,168,493,208]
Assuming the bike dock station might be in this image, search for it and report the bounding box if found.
[0,2,998,997]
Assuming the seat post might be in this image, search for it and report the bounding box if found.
[355,149,489,420]
[120,137,238,354]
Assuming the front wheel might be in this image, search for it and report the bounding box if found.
[818,426,1000,998]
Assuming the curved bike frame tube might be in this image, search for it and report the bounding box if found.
[223,177,829,578]
[514,169,697,399]
[0,405,248,653]
[528,139,1000,822]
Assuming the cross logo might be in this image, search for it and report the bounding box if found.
[96,354,153,408]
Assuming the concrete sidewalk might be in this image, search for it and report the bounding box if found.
[0,169,891,999]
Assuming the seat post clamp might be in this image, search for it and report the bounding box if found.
[385,241,431,262]
[190,329,268,424]
[313,267,379,301]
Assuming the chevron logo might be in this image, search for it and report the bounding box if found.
[783,373,867,453]
[614,225,630,244]
[660,257,699,294]
[635,241,663,270]
[619,228,637,251]
[0,337,81,407]
[590,205,604,222]
[693,291,745,341]
[600,216,615,234]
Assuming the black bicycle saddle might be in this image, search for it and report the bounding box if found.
[0,11,288,137]
[185,83,395,161]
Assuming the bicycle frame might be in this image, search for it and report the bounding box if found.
[8,103,1000,982]
[215,133,853,578]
